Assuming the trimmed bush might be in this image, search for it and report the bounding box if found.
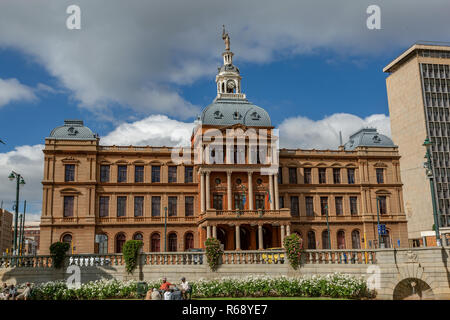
[49,242,70,269]
[205,237,223,271]
[283,233,303,270]
[123,240,143,274]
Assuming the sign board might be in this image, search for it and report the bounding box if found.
[377,224,387,235]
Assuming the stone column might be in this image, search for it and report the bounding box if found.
[205,171,211,210]
[207,225,211,239]
[258,225,263,250]
[235,225,241,250]
[248,171,253,210]
[269,174,275,210]
[213,225,217,238]
[286,224,291,236]
[200,172,205,213]
[227,171,232,210]
[274,173,279,210]
[280,225,285,247]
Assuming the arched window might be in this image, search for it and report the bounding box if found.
[337,230,346,249]
[97,234,108,254]
[380,230,391,248]
[322,230,330,249]
[351,230,361,249]
[168,233,177,252]
[115,233,126,253]
[307,231,316,249]
[151,233,160,252]
[133,233,143,241]
[62,234,72,244]
[184,232,194,250]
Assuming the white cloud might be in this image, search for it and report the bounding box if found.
[101,115,195,147]
[278,113,391,149]
[0,144,44,221]
[0,1,449,118]
[0,78,36,107]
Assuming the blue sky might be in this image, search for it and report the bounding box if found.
[0,47,393,150]
[1,0,450,219]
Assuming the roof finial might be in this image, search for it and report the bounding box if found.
[222,25,230,51]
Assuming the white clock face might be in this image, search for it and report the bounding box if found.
[227,81,235,89]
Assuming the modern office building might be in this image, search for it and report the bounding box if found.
[384,42,450,245]
[38,32,408,254]
[0,208,13,254]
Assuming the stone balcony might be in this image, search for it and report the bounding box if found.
[198,208,292,224]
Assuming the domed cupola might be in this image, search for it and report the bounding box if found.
[215,25,244,99]
[200,27,272,128]
[48,120,97,140]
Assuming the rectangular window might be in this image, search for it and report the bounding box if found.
[151,166,161,183]
[347,168,355,184]
[378,196,387,215]
[213,194,223,210]
[117,196,127,217]
[184,166,193,183]
[99,196,109,217]
[117,165,127,183]
[65,164,75,182]
[255,194,265,210]
[151,196,161,217]
[168,196,177,216]
[333,168,341,184]
[278,167,283,184]
[376,168,384,184]
[168,166,177,183]
[100,165,110,183]
[335,197,343,216]
[63,196,74,217]
[185,196,194,216]
[350,197,358,215]
[135,166,144,183]
[320,197,328,216]
[305,196,314,217]
[319,168,327,184]
[134,196,144,217]
[289,167,297,184]
[279,196,284,209]
[290,196,299,217]
[304,168,312,184]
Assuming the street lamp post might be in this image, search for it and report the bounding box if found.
[164,206,168,252]
[376,197,381,248]
[8,171,25,256]
[423,138,441,247]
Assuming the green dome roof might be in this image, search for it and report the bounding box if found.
[201,97,271,127]
[48,120,97,140]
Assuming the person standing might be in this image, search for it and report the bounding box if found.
[163,287,173,300]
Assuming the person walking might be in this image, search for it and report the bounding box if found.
[16,283,32,300]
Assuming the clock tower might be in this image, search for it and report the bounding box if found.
[216,26,245,98]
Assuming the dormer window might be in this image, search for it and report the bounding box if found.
[373,135,381,143]
[67,127,78,136]
[214,110,224,119]
[251,112,261,120]
[233,111,242,120]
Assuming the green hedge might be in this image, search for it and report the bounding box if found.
[29,273,370,300]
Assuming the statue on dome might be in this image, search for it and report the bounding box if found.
[222,25,230,51]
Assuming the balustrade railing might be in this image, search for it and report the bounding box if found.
[0,249,377,268]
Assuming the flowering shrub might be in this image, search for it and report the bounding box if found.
[29,273,369,300]
[205,237,223,271]
[283,233,303,270]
